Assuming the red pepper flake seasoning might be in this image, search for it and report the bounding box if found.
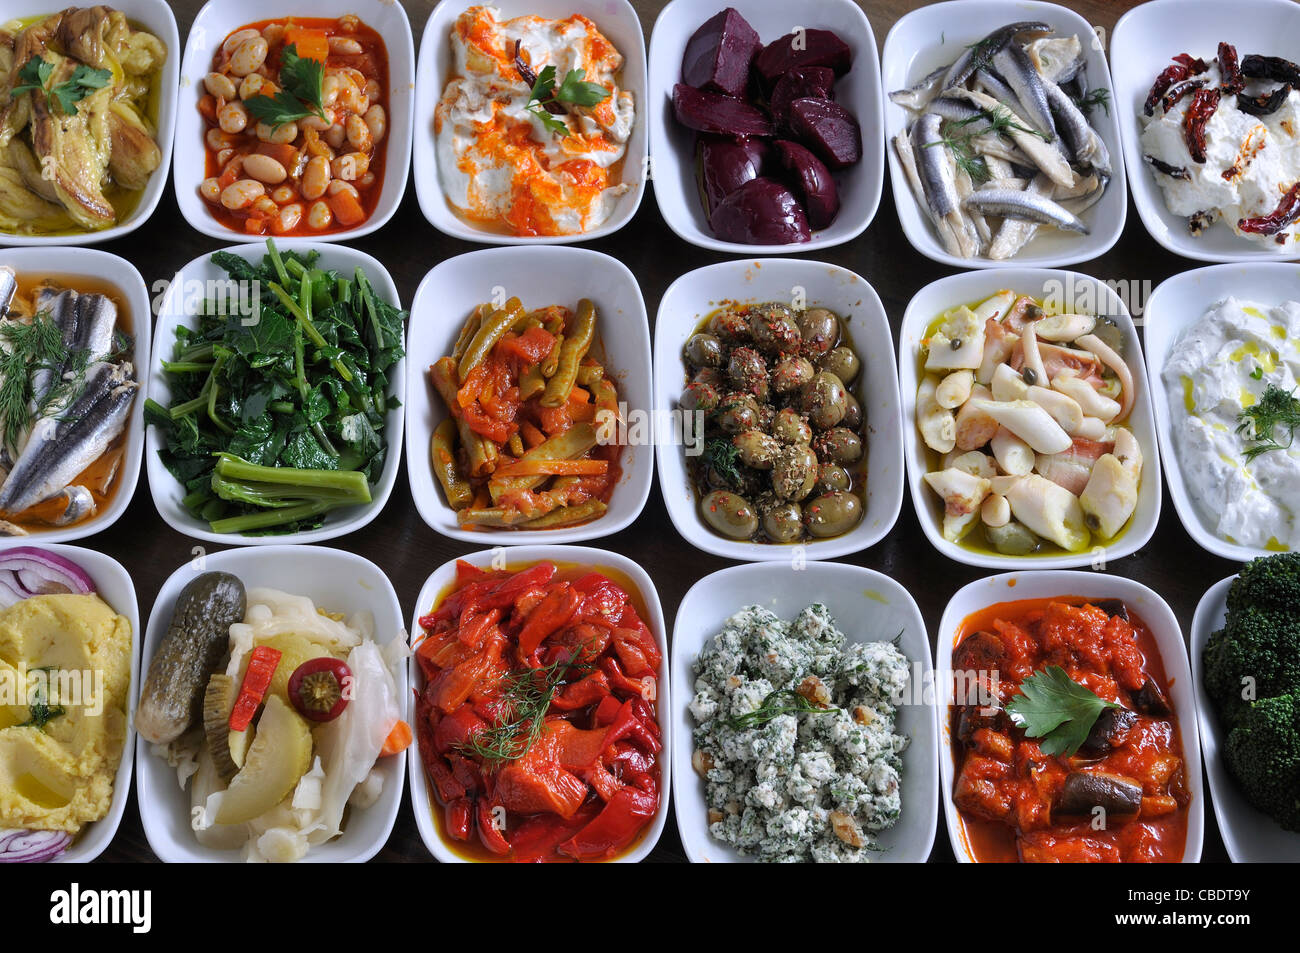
[1238,182,1300,235]
[1184,88,1222,163]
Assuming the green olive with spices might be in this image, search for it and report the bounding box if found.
[813,427,863,465]
[801,371,848,429]
[733,429,780,469]
[762,501,804,542]
[684,332,725,368]
[821,346,860,384]
[803,491,863,538]
[772,445,819,501]
[772,408,812,445]
[701,490,759,539]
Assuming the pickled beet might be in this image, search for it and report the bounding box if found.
[753,29,853,90]
[672,83,773,136]
[709,177,812,244]
[769,66,836,126]
[697,135,772,216]
[787,97,862,169]
[772,140,839,230]
[681,7,761,98]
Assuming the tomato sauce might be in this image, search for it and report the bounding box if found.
[950,596,1190,863]
[415,560,662,863]
[200,16,389,236]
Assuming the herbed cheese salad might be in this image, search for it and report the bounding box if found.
[434,5,635,237]
[1140,44,1300,246]
[689,604,910,862]
[1163,297,1300,551]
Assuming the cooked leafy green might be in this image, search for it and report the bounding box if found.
[145,239,405,535]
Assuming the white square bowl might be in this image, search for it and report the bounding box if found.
[407,544,670,862]
[648,0,884,253]
[1190,574,1300,862]
[899,268,1162,569]
[881,0,1127,268]
[936,570,1205,863]
[145,240,406,545]
[671,561,938,863]
[414,0,647,244]
[1112,0,1300,262]
[0,247,151,544]
[173,0,415,243]
[406,245,652,544]
[654,258,904,561]
[0,0,179,247]
[19,545,141,863]
[135,544,407,863]
[1143,262,1300,562]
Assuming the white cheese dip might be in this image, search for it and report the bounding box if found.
[1163,297,1300,549]
[1140,61,1300,246]
[434,5,634,236]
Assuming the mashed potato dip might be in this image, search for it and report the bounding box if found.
[1163,297,1300,549]
[435,5,635,236]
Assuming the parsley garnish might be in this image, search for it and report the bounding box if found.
[1005,665,1118,756]
[19,668,67,731]
[245,44,327,129]
[729,689,838,730]
[515,46,612,138]
[1236,383,1300,462]
[12,55,111,115]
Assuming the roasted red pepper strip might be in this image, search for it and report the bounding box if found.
[603,699,662,754]
[1238,183,1300,234]
[228,645,281,732]
[476,796,511,855]
[1184,87,1221,163]
[445,798,473,841]
[549,670,611,710]
[592,693,622,726]
[516,584,582,658]
[557,786,658,861]
[1217,41,1245,94]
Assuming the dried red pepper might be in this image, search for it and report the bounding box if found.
[1162,77,1207,113]
[1217,41,1245,94]
[1239,83,1293,116]
[1172,53,1209,73]
[1184,88,1221,163]
[1238,183,1300,235]
[1144,64,1189,115]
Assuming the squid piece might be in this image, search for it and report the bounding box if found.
[1079,453,1139,539]
[1004,473,1091,551]
[1026,384,1084,433]
[1076,333,1134,421]
[1075,415,1108,440]
[942,450,997,479]
[1019,321,1048,388]
[1052,373,1121,423]
[954,385,1000,450]
[1111,426,1143,480]
[990,426,1034,476]
[969,398,1072,455]
[936,369,974,409]
[981,493,1011,528]
[925,306,986,372]
[917,374,957,454]
[923,467,992,542]
[1033,312,1097,341]
[991,362,1029,402]
[976,317,1020,386]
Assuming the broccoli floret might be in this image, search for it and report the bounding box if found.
[1223,694,1300,832]
[1226,553,1300,615]
[1203,606,1300,727]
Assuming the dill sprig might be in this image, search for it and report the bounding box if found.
[729,689,839,730]
[1072,86,1111,117]
[923,105,1051,184]
[1237,383,1300,462]
[0,310,69,451]
[702,436,744,488]
[456,652,592,767]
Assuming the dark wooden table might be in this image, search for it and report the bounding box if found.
[86,0,1243,862]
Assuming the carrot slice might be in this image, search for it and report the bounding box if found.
[381,720,413,756]
[283,26,329,63]
[328,188,367,227]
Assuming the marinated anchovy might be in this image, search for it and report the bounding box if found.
[1183,87,1222,163]
[943,20,1052,90]
[992,43,1058,139]
[963,187,1090,233]
[888,64,947,111]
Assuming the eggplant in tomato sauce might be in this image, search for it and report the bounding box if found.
[950,597,1190,863]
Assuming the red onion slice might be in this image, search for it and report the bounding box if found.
[0,828,72,863]
[0,548,94,608]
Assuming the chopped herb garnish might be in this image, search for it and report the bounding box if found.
[19,669,66,731]
[1236,383,1300,462]
[516,45,612,138]
[702,436,744,488]
[923,105,1051,184]
[12,55,110,115]
[1005,665,1118,757]
[729,689,838,730]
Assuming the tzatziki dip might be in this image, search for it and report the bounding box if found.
[1140,49,1300,247]
[1163,297,1300,550]
[434,5,635,237]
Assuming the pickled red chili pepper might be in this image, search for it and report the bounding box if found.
[1144,64,1190,115]
[1163,77,1207,113]
[1218,42,1246,94]
[1184,87,1221,163]
[1238,183,1300,235]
